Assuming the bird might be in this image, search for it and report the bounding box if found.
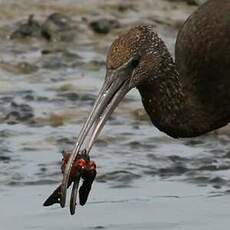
[60,0,230,208]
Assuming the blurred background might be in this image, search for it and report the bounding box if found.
[0,0,230,229]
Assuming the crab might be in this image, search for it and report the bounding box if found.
[43,150,96,215]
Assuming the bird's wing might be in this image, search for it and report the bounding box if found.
[175,0,230,124]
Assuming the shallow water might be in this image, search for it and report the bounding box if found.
[0,0,230,229]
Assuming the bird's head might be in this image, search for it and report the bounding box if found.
[106,25,164,89]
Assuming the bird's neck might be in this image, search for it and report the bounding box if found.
[137,55,213,138]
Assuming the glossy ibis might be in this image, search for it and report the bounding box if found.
[60,0,230,208]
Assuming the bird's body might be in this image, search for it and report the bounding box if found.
[60,0,230,210]
[137,0,230,138]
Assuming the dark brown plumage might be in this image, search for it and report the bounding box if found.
[60,0,230,210]
[107,0,230,138]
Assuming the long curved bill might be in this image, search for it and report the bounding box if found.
[60,72,131,208]
[69,172,81,215]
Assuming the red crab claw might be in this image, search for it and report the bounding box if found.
[79,161,97,206]
[43,151,83,207]
[43,150,97,211]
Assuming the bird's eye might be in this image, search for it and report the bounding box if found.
[131,57,140,68]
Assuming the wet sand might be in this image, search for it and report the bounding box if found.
[0,0,230,229]
[1,181,230,230]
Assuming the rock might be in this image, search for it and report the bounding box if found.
[41,48,65,55]
[96,170,141,186]
[224,151,230,158]
[0,155,11,162]
[209,177,227,185]
[41,12,77,42]
[41,46,81,69]
[57,92,79,101]
[116,3,135,12]
[16,62,38,74]
[0,61,38,74]
[78,94,95,102]
[57,83,76,92]
[49,113,64,127]
[41,50,81,69]
[89,18,120,34]
[84,60,105,71]
[167,0,206,6]
[131,108,149,121]
[41,47,80,59]
[10,15,42,39]
[57,91,95,104]
[5,102,34,124]
[0,96,13,106]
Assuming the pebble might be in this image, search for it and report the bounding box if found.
[41,12,77,42]
[89,18,120,34]
[49,113,64,127]
[167,0,206,6]
[10,15,42,39]
[0,61,38,74]
[5,102,34,124]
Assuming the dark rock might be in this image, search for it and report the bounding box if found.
[167,0,206,6]
[78,93,95,102]
[168,155,188,163]
[0,155,11,162]
[0,96,13,105]
[41,49,81,69]
[10,15,42,39]
[5,102,34,124]
[41,12,77,42]
[96,170,141,186]
[56,137,75,145]
[198,164,230,171]
[116,3,136,12]
[158,164,188,176]
[57,92,95,103]
[224,189,230,194]
[57,92,79,101]
[41,48,65,55]
[23,94,34,101]
[91,226,106,230]
[209,177,226,185]
[186,175,209,185]
[184,139,204,146]
[224,151,230,158]
[89,18,120,34]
